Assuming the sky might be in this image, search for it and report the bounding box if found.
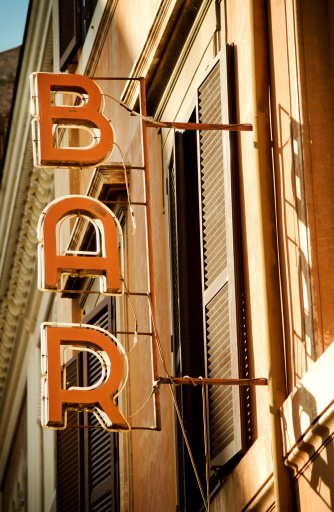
[0,0,30,53]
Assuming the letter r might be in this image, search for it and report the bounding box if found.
[41,324,129,431]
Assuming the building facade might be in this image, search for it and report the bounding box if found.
[0,0,333,511]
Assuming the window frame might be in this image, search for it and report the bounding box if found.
[196,46,249,470]
[58,0,98,71]
[167,45,251,510]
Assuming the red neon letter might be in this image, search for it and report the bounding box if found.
[42,325,129,431]
[32,73,114,167]
[38,196,121,294]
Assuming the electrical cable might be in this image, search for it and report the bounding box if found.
[146,293,208,512]
[109,140,137,236]
[127,384,157,419]
[200,377,210,512]
[120,277,138,356]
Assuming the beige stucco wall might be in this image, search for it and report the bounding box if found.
[155,0,275,509]
[268,0,334,392]
[64,0,275,509]
[51,0,334,510]
[270,1,334,511]
[53,2,178,510]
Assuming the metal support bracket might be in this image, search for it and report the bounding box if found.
[156,376,268,387]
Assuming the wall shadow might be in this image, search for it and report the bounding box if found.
[287,384,334,510]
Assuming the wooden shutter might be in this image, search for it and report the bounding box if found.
[84,353,119,512]
[59,0,81,71]
[56,299,119,512]
[57,355,83,512]
[58,0,98,71]
[197,45,248,468]
[83,297,119,512]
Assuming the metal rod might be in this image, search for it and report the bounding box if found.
[102,201,146,206]
[127,292,150,296]
[145,121,253,132]
[60,289,101,294]
[109,331,152,336]
[130,426,160,430]
[67,424,160,431]
[59,289,150,296]
[96,165,145,170]
[93,77,143,81]
[140,78,161,430]
[158,377,268,386]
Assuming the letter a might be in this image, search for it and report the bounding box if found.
[37,195,123,295]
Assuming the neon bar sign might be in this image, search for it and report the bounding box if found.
[31,73,128,431]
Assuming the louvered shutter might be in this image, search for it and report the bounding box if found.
[59,0,81,71]
[83,297,119,512]
[57,355,83,512]
[56,299,119,511]
[85,353,119,512]
[197,46,247,468]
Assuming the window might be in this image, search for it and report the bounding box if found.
[169,122,207,511]
[59,0,98,71]
[56,168,128,511]
[56,297,120,512]
[168,45,250,510]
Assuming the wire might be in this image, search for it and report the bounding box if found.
[169,383,208,511]
[128,384,157,419]
[103,92,158,126]
[146,293,176,383]
[120,277,138,356]
[109,141,137,236]
[200,377,210,512]
[146,293,208,512]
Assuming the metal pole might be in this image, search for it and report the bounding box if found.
[249,1,294,509]
[145,121,252,131]
[139,78,161,430]
[158,377,267,386]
